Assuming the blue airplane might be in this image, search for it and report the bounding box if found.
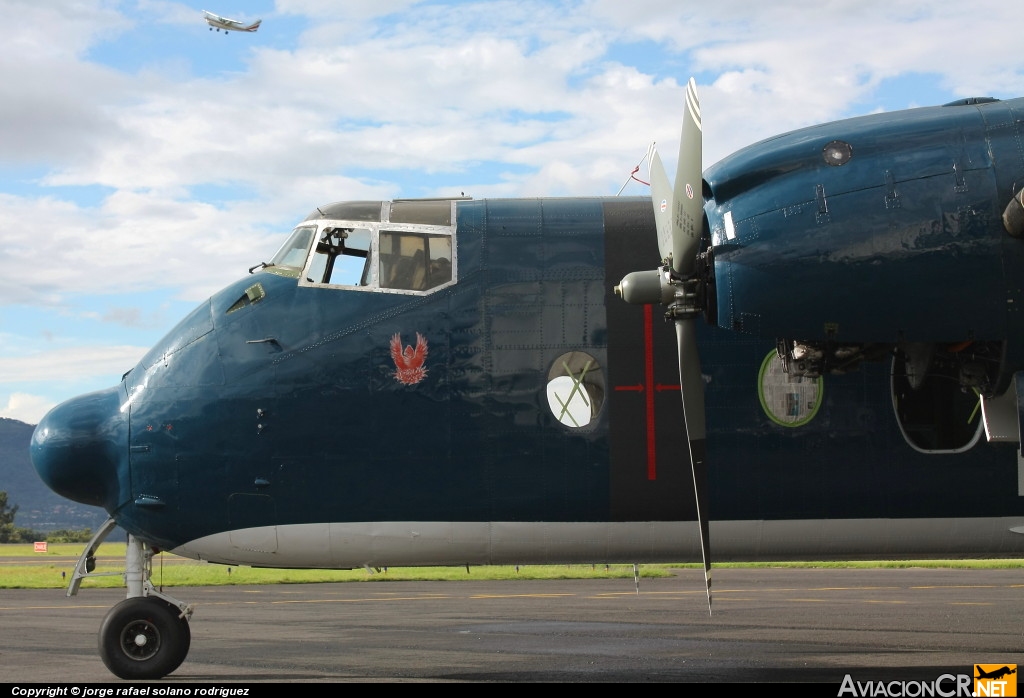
[30,80,1024,679]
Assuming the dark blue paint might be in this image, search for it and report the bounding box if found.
[30,97,1024,552]
[706,97,1024,344]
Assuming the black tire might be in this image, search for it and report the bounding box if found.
[98,597,190,680]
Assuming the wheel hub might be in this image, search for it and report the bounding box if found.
[121,620,160,660]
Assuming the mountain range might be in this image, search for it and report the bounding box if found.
[0,417,109,533]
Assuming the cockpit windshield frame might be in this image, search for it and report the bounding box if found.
[268,225,317,273]
[292,200,458,295]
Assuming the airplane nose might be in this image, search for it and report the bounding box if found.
[31,386,128,511]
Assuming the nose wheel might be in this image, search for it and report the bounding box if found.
[66,524,196,679]
[99,597,191,679]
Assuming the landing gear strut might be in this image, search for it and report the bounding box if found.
[69,518,194,679]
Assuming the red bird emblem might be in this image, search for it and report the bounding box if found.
[390,332,428,385]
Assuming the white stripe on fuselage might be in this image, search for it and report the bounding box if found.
[170,518,1024,568]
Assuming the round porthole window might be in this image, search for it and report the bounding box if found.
[758,351,822,427]
[822,140,853,166]
[546,351,604,428]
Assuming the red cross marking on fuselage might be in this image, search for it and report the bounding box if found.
[614,304,679,480]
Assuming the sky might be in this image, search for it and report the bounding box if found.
[3,0,1024,425]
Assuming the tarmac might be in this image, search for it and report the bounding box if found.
[0,566,1021,684]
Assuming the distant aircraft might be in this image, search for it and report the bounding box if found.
[202,10,261,33]
[30,79,1024,680]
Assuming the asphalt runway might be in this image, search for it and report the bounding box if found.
[1,567,1022,684]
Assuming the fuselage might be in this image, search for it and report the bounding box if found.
[30,195,1024,567]
[31,97,1024,568]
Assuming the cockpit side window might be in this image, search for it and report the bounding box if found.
[270,226,317,270]
[306,227,373,286]
[379,232,452,291]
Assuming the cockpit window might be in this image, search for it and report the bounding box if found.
[293,204,457,294]
[270,226,316,269]
[306,227,372,285]
[379,232,452,291]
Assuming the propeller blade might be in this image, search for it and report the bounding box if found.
[676,317,710,614]
[649,148,674,266]
[672,78,711,613]
[671,77,703,276]
[621,77,711,613]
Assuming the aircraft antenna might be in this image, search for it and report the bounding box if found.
[616,144,654,195]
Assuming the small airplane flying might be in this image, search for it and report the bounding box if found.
[30,79,1024,679]
[202,10,261,33]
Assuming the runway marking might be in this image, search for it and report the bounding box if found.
[863,600,907,604]
[601,586,905,597]
[269,596,452,605]
[235,593,578,605]
[811,586,902,591]
[471,594,574,599]
[0,604,112,611]
[2,579,1020,615]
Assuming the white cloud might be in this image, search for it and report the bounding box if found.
[5,0,1024,422]
[136,1,209,26]
[0,190,286,303]
[0,393,55,425]
[0,345,146,385]
[585,0,1024,160]
[276,0,421,21]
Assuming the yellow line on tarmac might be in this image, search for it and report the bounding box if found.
[471,593,575,599]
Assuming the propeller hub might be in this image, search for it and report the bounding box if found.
[615,269,675,305]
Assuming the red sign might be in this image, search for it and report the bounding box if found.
[33,541,47,553]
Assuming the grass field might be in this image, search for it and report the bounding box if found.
[2,544,1023,590]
